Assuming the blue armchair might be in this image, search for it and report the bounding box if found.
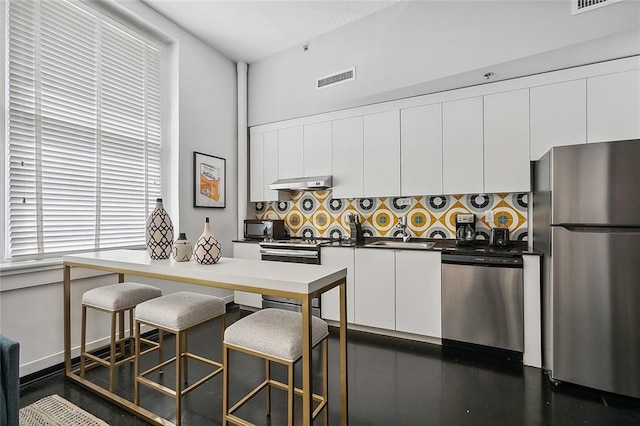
[1,334,20,426]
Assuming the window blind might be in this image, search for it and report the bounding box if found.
[6,0,162,259]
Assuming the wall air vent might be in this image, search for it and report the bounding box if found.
[316,67,356,90]
[572,0,623,15]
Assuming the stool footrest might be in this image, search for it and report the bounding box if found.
[138,352,224,397]
[227,378,326,420]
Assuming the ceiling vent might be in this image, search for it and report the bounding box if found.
[572,0,623,15]
[316,67,356,90]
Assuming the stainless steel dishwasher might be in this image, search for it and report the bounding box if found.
[441,253,524,353]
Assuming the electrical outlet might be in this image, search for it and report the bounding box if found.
[396,197,412,207]
[485,211,494,224]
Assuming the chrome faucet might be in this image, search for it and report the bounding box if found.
[396,216,411,242]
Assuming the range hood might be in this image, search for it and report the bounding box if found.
[269,175,332,191]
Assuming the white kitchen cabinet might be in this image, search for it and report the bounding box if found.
[400,103,443,196]
[263,130,279,201]
[249,132,264,202]
[277,126,303,179]
[232,242,262,308]
[354,248,395,330]
[523,255,541,368]
[442,97,484,195]
[303,121,332,177]
[320,247,355,323]
[363,110,401,197]
[484,89,531,193]
[332,116,363,199]
[587,69,640,143]
[395,250,441,338]
[530,79,586,160]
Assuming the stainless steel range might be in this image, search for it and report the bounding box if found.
[259,239,322,316]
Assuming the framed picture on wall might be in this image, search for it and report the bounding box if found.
[194,152,226,208]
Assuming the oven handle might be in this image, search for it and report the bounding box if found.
[259,249,319,258]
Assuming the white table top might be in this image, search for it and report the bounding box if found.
[63,249,347,296]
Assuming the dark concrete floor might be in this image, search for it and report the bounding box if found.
[20,308,640,425]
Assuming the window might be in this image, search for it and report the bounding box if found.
[5,0,162,260]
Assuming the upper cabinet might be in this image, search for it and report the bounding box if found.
[400,104,443,196]
[277,126,303,179]
[442,97,484,195]
[249,132,264,202]
[303,121,332,177]
[530,79,587,160]
[249,58,639,200]
[484,89,530,193]
[363,110,401,197]
[263,130,280,201]
[587,69,640,144]
[332,116,364,199]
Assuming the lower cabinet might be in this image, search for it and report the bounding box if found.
[232,242,263,308]
[354,248,442,338]
[354,249,396,329]
[320,247,355,323]
[395,250,441,338]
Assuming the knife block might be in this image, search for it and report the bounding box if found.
[349,222,364,242]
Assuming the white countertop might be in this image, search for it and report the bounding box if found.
[63,249,346,296]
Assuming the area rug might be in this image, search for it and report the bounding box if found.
[19,394,109,426]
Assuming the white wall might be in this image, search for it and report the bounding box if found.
[0,0,238,377]
[248,0,640,126]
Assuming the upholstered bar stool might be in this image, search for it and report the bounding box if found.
[134,291,226,426]
[222,308,329,426]
[80,282,162,392]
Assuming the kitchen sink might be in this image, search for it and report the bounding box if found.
[366,240,436,249]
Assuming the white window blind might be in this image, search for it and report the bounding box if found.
[6,0,162,259]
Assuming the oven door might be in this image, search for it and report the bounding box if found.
[259,247,321,315]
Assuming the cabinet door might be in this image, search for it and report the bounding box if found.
[400,103,443,196]
[354,248,395,330]
[587,69,640,143]
[530,79,586,160]
[303,121,332,177]
[363,110,400,197]
[484,89,531,193]
[332,116,363,199]
[263,130,279,201]
[249,132,264,202]
[233,243,263,308]
[320,247,355,323]
[278,126,304,179]
[523,255,542,368]
[395,250,441,337]
[442,97,484,195]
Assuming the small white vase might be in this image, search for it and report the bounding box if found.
[172,233,192,262]
[193,217,222,264]
[146,198,174,260]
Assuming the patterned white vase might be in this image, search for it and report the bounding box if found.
[193,217,222,264]
[146,198,174,260]
[172,233,192,262]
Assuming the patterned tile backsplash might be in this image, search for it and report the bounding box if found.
[254,191,528,241]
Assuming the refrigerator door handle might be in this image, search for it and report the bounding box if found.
[553,224,640,234]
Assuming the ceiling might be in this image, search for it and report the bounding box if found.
[141,0,400,64]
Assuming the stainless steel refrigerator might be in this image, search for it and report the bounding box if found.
[533,139,640,398]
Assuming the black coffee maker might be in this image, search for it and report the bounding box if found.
[455,213,477,245]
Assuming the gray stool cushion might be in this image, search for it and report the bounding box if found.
[82,282,162,311]
[224,308,329,362]
[135,291,225,331]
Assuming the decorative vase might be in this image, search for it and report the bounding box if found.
[172,233,192,262]
[193,217,222,264]
[146,198,174,260]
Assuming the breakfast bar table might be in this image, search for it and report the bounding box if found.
[63,249,348,425]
